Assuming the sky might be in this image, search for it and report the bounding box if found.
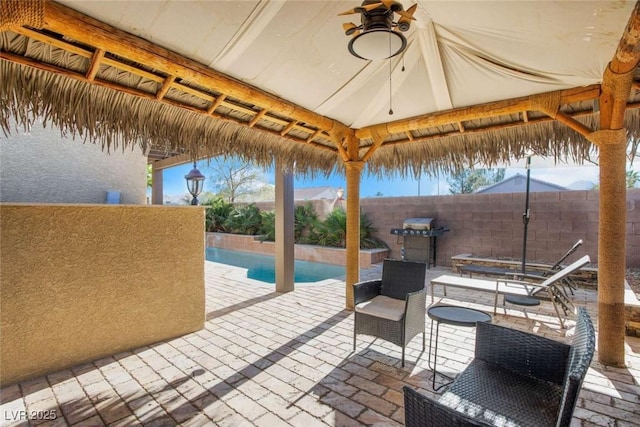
[161,155,640,202]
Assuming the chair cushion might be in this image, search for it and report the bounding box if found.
[355,295,405,321]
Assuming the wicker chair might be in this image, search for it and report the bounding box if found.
[353,259,427,367]
[403,308,595,427]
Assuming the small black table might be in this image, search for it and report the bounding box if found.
[427,305,492,391]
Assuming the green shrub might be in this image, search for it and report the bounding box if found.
[224,204,263,235]
[314,208,388,249]
[202,197,233,232]
[295,202,320,244]
[259,210,275,241]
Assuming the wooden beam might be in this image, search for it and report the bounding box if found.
[375,105,637,149]
[306,129,322,143]
[457,121,465,133]
[554,111,593,138]
[522,111,528,122]
[150,153,193,170]
[361,125,389,163]
[156,75,175,100]
[355,85,601,139]
[405,131,414,141]
[42,1,340,133]
[85,48,104,81]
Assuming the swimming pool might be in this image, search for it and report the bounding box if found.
[205,247,345,284]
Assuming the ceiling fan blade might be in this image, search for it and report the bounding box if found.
[396,3,417,20]
[362,2,384,12]
[338,2,383,16]
[342,22,360,36]
[380,0,400,10]
[337,7,360,16]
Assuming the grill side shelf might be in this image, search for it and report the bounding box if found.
[390,228,450,237]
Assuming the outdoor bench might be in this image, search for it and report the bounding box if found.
[403,308,595,427]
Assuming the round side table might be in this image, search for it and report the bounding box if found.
[427,305,492,391]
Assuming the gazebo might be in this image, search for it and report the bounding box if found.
[1,0,638,379]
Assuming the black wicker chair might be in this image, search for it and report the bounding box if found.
[404,308,595,426]
[353,259,427,367]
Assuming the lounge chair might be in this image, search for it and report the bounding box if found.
[458,239,583,294]
[353,259,427,367]
[430,255,591,327]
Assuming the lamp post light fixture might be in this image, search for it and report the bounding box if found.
[185,161,205,205]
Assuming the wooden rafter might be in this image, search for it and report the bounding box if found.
[85,48,104,81]
[249,109,267,127]
[207,94,227,115]
[156,75,175,100]
[280,121,297,136]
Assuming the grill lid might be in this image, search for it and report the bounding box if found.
[403,218,434,230]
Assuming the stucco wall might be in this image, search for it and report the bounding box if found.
[0,120,147,204]
[0,204,205,386]
[360,189,640,268]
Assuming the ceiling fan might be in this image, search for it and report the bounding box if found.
[339,0,417,60]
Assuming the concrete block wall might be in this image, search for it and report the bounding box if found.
[361,189,640,268]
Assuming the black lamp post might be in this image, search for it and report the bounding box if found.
[185,161,205,205]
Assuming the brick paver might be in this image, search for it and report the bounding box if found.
[1,261,639,426]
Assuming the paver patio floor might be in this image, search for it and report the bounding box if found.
[2,261,639,426]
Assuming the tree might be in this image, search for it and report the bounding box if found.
[207,157,268,203]
[627,169,639,188]
[447,168,505,194]
[146,164,153,188]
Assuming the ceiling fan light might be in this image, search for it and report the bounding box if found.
[348,28,406,60]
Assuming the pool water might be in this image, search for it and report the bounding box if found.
[205,247,345,284]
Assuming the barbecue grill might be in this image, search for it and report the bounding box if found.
[390,218,449,268]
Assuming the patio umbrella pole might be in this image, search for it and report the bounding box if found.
[521,156,531,274]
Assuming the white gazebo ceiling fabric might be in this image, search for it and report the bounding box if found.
[60,0,637,129]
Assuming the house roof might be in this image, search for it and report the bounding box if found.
[294,186,341,201]
[1,1,639,177]
[476,173,569,194]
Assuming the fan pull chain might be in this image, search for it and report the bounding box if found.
[402,50,405,72]
[389,33,394,115]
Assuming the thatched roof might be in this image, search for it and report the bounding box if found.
[1,0,639,177]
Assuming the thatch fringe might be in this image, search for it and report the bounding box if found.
[364,111,639,178]
[1,60,637,179]
[0,61,339,177]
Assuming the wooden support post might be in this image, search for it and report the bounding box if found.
[275,160,295,293]
[597,131,627,367]
[596,2,639,367]
[345,160,364,310]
